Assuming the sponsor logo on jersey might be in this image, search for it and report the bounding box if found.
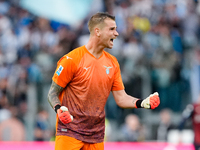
[56,65,64,76]
[104,66,112,74]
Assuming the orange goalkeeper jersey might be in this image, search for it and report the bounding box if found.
[52,45,124,143]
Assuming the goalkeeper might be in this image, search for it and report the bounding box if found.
[47,12,160,150]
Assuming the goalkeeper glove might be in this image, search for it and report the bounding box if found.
[54,105,73,124]
[134,92,160,109]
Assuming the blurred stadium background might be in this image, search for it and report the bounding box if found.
[0,0,199,149]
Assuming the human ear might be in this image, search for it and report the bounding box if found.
[95,27,100,37]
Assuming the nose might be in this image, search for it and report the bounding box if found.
[115,30,119,37]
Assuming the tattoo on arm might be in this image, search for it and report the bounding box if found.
[48,81,64,108]
[132,98,139,104]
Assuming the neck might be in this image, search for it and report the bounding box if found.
[85,36,104,59]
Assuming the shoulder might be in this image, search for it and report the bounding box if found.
[68,46,85,57]
[58,46,86,66]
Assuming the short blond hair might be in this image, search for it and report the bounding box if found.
[88,12,115,33]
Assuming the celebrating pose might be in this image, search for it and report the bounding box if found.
[48,12,160,150]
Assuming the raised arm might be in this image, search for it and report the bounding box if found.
[112,90,160,109]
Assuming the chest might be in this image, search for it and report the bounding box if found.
[73,55,115,84]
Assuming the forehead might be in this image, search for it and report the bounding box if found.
[103,18,117,28]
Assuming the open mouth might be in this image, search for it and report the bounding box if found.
[110,39,114,42]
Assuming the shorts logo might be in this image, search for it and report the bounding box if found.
[56,65,64,76]
[61,128,67,132]
[104,66,112,74]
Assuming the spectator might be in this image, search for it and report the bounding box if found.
[34,109,53,141]
[179,94,200,150]
[0,106,25,141]
[118,114,146,142]
[156,108,175,141]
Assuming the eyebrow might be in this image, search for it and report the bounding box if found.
[109,26,117,30]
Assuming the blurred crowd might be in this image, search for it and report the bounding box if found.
[0,0,200,143]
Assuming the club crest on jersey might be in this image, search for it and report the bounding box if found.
[104,66,112,74]
[56,65,63,76]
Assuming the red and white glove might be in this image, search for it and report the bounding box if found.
[134,92,160,109]
[55,105,73,124]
